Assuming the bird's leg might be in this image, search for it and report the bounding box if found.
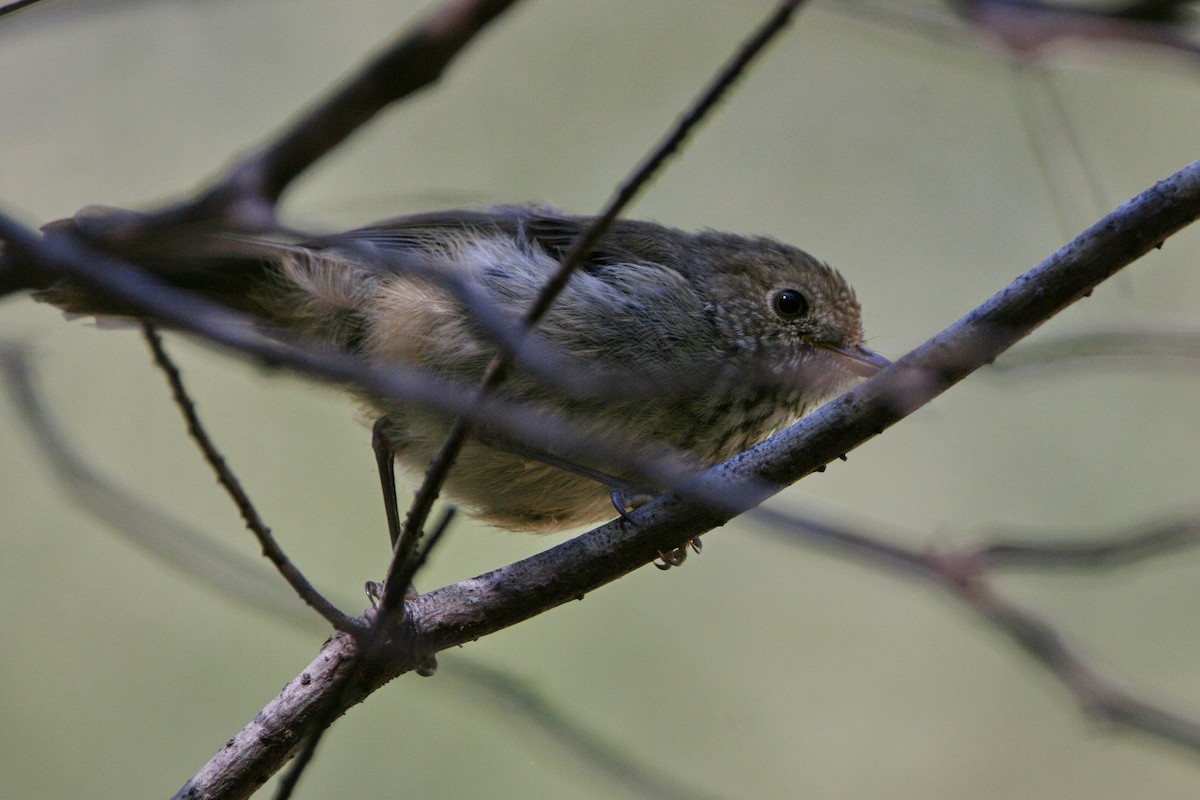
[372,418,404,549]
[367,419,424,609]
[476,430,656,499]
[606,489,700,568]
[609,489,655,522]
[654,535,702,570]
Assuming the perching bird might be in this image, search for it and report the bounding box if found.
[36,205,887,540]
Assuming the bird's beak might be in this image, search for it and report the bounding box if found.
[816,343,891,378]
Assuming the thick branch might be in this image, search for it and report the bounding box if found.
[21,0,523,243]
[205,0,521,216]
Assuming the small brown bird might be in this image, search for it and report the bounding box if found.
[39,205,887,542]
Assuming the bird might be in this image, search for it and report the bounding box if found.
[36,205,888,556]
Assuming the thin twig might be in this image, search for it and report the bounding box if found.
[519,0,809,330]
[141,322,361,633]
[968,580,1200,749]
[382,507,457,607]
[976,517,1200,569]
[956,0,1200,59]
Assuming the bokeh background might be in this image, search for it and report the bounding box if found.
[3,1,1200,797]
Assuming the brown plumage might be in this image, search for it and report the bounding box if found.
[38,206,887,531]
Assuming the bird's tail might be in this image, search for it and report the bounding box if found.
[32,207,282,321]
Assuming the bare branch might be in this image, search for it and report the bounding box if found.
[955,0,1200,60]
[518,0,809,330]
[140,323,360,632]
[976,517,1200,570]
[0,0,43,20]
[753,506,1200,754]
[968,583,1200,751]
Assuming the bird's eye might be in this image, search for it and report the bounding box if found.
[772,289,808,319]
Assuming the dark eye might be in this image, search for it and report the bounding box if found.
[772,289,808,319]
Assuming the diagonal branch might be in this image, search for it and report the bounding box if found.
[173,157,1200,799]
[977,517,1200,569]
[0,344,715,798]
[82,0,523,238]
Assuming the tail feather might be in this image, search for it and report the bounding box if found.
[32,211,386,353]
[33,211,285,320]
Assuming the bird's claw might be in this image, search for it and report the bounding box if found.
[654,537,703,570]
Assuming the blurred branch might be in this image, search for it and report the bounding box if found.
[754,506,1200,753]
[4,0,1200,794]
[1006,61,1108,234]
[994,324,1200,372]
[446,658,726,800]
[836,1,1200,62]
[977,517,1200,570]
[829,0,1195,239]
[951,0,1200,60]
[1,212,723,503]
[173,158,1200,798]
[0,342,322,630]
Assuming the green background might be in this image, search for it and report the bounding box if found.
[3,1,1200,797]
